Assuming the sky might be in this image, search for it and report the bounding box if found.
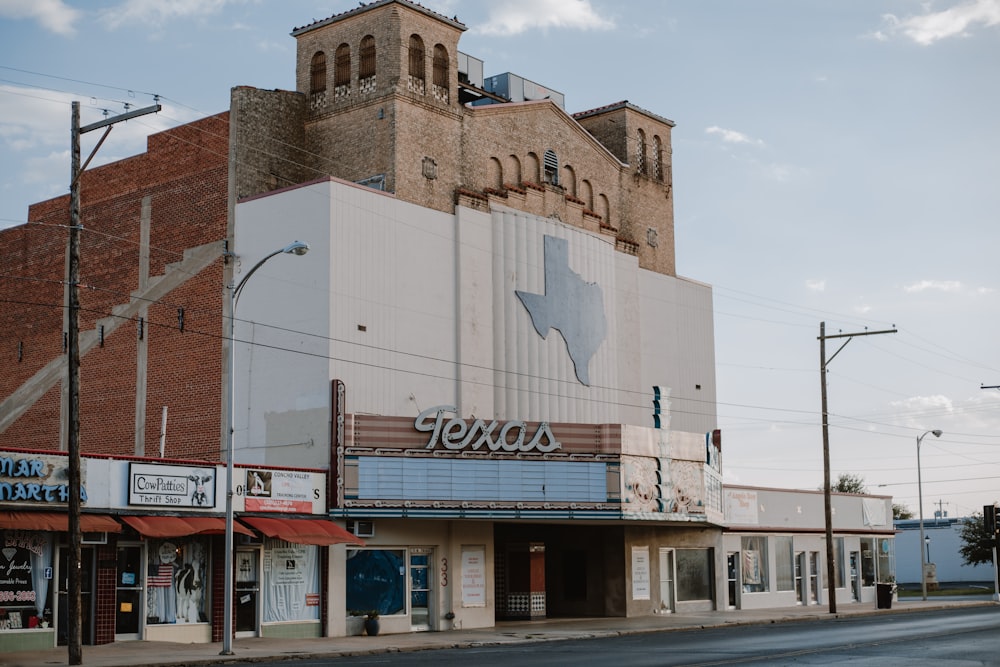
[1,0,998,522]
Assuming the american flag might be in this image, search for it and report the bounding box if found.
[147,564,173,588]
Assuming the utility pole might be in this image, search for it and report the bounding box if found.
[67,100,159,665]
[819,321,896,614]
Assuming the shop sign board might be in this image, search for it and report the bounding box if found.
[0,452,86,504]
[414,405,561,453]
[128,462,217,508]
[238,469,325,514]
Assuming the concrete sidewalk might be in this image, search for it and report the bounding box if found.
[4,598,995,667]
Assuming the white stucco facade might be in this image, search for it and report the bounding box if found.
[232,176,717,469]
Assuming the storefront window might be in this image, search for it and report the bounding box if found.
[262,539,320,622]
[346,549,405,616]
[876,537,895,583]
[0,530,53,630]
[145,537,209,624]
[675,549,713,601]
[775,536,794,591]
[740,536,768,593]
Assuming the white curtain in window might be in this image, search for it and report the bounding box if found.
[262,539,319,622]
[29,532,53,617]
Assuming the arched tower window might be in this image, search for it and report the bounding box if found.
[409,35,425,82]
[432,44,449,103]
[359,35,376,85]
[310,51,326,94]
[636,128,647,175]
[334,43,351,95]
[652,135,663,182]
[408,34,425,95]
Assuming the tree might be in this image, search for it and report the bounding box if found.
[893,503,913,520]
[832,473,868,494]
[958,512,995,566]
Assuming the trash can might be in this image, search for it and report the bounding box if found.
[876,583,894,609]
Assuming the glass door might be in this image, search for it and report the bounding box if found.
[57,546,95,645]
[794,551,805,604]
[850,551,860,601]
[809,552,820,604]
[410,550,431,631]
[724,552,737,610]
[115,544,144,640]
[659,548,676,612]
[235,548,260,636]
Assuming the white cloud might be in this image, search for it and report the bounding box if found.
[98,0,234,30]
[903,280,963,293]
[473,0,614,36]
[890,394,955,414]
[705,126,765,147]
[878,0,1000,45]
[806,279,826,292]
[0,0,82,35]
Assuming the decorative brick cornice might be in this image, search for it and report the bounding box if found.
[616,237,639,255]
[521,180,545,192]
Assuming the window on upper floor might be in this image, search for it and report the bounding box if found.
[543,149,559,186]
[653,135,663,182]
[310,51,327,94]
[433,44,449,90]
[335,43,351,89]
[636,128,647,175]
[409,35,425,82]
[360,35,376,81]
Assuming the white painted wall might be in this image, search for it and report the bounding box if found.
[234,178,719,470]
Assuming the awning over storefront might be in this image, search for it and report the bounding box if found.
[241,516,365,547]
[0,511,122,533]
[121,515,254,538]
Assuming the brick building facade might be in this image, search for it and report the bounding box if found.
[0,0,708,649]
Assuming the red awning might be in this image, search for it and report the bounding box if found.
[241,517,365,547]
[0,511,122,533]
[121,515,254,538]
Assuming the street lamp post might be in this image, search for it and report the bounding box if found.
[916,428,942,602]
[222,240,309,655]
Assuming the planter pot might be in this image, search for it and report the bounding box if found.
[364,617,380,636]
[346,616,364,636]
[876,583,894,609]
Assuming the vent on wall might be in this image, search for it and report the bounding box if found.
[346,520,374,538]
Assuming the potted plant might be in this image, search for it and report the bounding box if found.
[346,610,365,636]
[876,576,896,609]
[364,610,380,636]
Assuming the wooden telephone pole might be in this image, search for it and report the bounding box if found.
[67,100,159,664]
[819,322,896,614]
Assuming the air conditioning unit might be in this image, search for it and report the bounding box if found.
[346,520,374,538]
[238,533,263,545]
[82,532,107,545]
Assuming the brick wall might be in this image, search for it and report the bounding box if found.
[0,114,230,460]
[290,0,677,276]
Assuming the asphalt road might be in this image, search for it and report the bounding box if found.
[235,606,1000,666]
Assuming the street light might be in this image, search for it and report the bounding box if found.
[917,428,942,602]
[222,240,309,655]
[924,535,931,563]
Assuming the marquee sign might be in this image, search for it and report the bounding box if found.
[414,406,561,453]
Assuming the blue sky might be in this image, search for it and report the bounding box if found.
[1,0,998,521]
